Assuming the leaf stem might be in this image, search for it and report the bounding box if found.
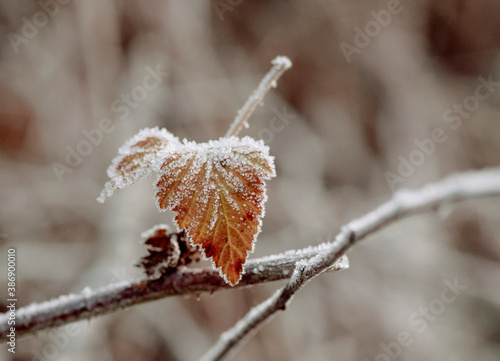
[225,56,292,138]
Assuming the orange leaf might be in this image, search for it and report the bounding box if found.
[97,127,179,203]
[154,137,275,285]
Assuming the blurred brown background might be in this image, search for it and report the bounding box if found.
[1,0,500,360]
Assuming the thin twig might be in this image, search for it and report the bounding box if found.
[200,167,500,361]
[225,56,292,137]
[0,247,348,341]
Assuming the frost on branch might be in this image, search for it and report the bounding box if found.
[155,136,276,285]
[97,127,179,203]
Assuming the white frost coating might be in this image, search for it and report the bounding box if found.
[0,279,137,329]
[154,136,275,211]
[271,56,292,70]
[140,223,170,242]
[248,243,349,272]
[153,135,276,285]
[225,56,292,138]
[97,127,180,203]
[115,127,178,157]
[330,255,349,270]
[81,286,93,297]
[98,124,277,285]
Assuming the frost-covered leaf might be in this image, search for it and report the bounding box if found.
[97,127,179,202]
[98,127,276,286]
[155,136,275,285]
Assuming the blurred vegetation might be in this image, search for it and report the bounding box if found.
[1,0,500,360]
